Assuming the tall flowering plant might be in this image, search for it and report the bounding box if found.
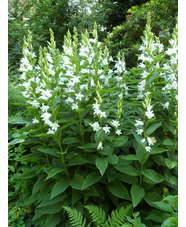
[10,17,178,226]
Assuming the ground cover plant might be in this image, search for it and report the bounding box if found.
[8,14,178,226]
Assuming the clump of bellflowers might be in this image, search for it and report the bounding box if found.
[18,24,129,152]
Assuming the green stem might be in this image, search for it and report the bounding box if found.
[78,113,84,145]
[58,138,70,181]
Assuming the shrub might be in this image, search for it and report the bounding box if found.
[9,15,177,226]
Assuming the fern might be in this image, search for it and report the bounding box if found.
[63,206,87,227]
[85,205,107,227]
[105,205,132,227]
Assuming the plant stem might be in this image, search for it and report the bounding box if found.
[58,138,70,181]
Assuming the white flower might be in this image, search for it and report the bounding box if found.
[147,137,154,146]
[94,108,101,116]
[20,72,26,80]
[93,103,100,110]
[31,100,40,108]
[141,138,146,143]
[41,104,49,112]
[71,103,78,110]
[41,112,51,123]
[111,120,120,128]
[90,79,95,87]
[65,97,74,104]
[22,91,30,98]
[90,122,101,131]
[100,111,106,118]
[51,122,60,131]
[136,128,143,135]
[47,129,55,134]
[135,120,144,127]
[116,129,122,135]
[103,125,111,134]
[145,146,151,152]
[97,141,103,150]
[145,110,155,119]
[162,102,169,109]
[32,117,39,124]
[75,93,84,101]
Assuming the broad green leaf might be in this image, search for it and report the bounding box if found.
[72,190,83,205]
[142,169,164,184]
[136,144,149,164]
[117,173,138,185]
[108,179,131,201]
[9,138,25,145]
[44,213,61,227]
[38,202,63,214]
[146,209,170,223]
[70,174,84,190]
[131,185,145,208]
[114,136,128,147]
[62,137,81,144]
[108,154,119,164]
[152,201,173,212]
[146,122,161,136]
[51,177,69,198]
[68,156,88,166]
[114,164,139,176]
[81,172,102,190]
[38,193,67,208]
[32,176,46,194]
[165,158,178,169]
[163,138,175,146]
[78,143,97,150]
[122,154,139,161]
[161,217,178,227]
[46,167,65,180]
[16,153,41,162]
[144,192,162,207]
[39,148,61,159]
[150,148,167,155]
[95,157,108,176]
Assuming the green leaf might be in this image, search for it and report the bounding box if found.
[81,172,102,190]
[131,185,145,208]
[51,177,69,198]
[63,137,81,144]
[108,154,119,164]
[163,139,175,146]
[146,209,170,223]
[9,138,25,145]
[161,217,178,227]
[70,174,84,190]
[165,158,178,169]
[152,201,173,212]
[38,193,67,208]
[136,144,149,164]
[142,169,164,184]
[95,157,108,176]
[114,136,128,147]
[108,179,131,201]
[39,148,61,159]
[46,168,65,180]
[114,164,139,176]
[44,213,61,227]
[146,122,161,136]
[144,192,162,207]
[38,202,63,214]
[150,148,167,154]
[78,143,97,150]
[122,154,139,161]
[68,156,88,166]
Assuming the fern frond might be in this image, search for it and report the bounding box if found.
[106,205,132,227]
[63,206,87,227]
[85,205,107,227]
